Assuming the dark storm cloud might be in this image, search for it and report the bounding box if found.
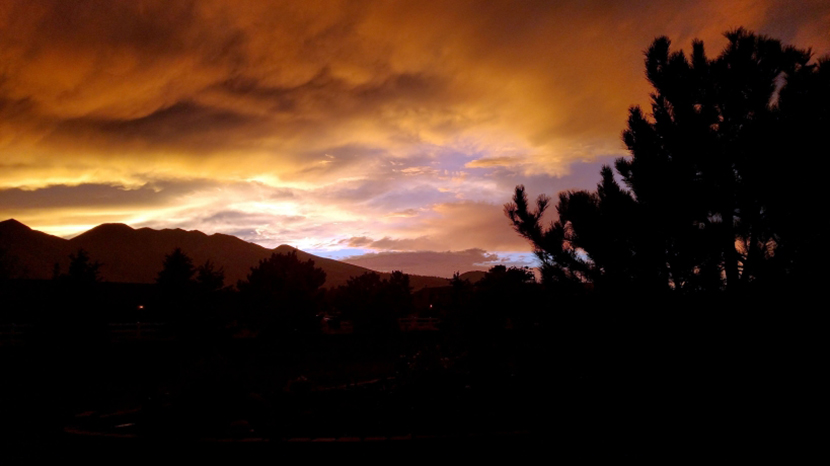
[0,180,217,211]
[45,101,266,154]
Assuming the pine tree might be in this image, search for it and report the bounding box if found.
[66,248,102,283]
[156,247,195,293]
[507,28,827,294]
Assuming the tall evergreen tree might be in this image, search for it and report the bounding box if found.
[507,28,827,294]
[66,248,102,284]
[238,251,326,334]
[196,259,225,293]
[156,247,195,293]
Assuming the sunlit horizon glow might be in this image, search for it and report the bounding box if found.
[1,1,828,276]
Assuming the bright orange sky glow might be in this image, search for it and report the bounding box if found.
[1,0,828,276]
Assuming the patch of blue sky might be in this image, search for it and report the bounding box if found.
[308,247,372,260]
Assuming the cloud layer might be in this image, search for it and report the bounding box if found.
[1,1,828,276]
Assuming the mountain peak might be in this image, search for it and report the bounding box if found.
[274,244,299,253]
[91,223,135,233]
[71,223,136,242]
[0,218,32,232]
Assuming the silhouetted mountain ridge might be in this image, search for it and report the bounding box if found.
[0,218,32,233]
[0,219,70,279]
[0,219,449,289]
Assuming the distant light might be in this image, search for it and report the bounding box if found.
[137,305,144,310]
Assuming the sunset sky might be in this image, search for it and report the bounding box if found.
[1,0,828,277]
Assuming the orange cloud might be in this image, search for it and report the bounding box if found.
[1,0,827,270]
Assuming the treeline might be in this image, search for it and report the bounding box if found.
[1,245,546,340]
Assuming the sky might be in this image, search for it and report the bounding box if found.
[1,0,828,277]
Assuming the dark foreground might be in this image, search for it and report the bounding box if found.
[0,308,821,461]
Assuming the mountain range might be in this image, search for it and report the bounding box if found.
[0,219,460,290]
